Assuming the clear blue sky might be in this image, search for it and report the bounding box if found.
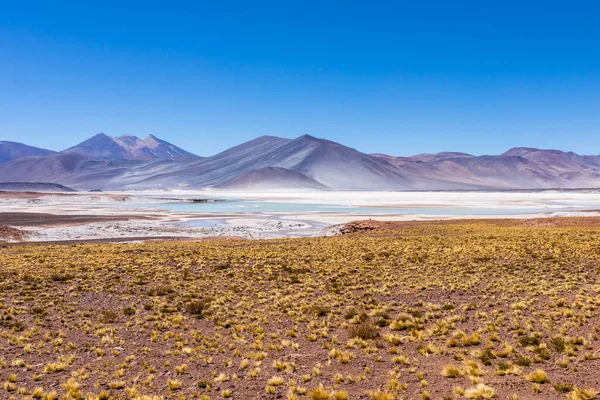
[1,1,599,156]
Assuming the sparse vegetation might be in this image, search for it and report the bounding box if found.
[1,219,599,398]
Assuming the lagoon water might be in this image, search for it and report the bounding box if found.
[106,191,600,238]
[114,190,600,222]
[153,198,591,216]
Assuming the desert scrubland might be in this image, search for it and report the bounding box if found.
[1,218,600,399]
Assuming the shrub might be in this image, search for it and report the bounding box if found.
[343,308,358,320]
[441,364,464,378]
[167,378,182,390]
[309,384,330,400]
[363,253,375,262]
[147,284,174,296]
[518,334,541,347]
[312,305,330,317]
[516,356,531,366]
[554,382,575,393]
[464,384,496,399]
[186,297,211,316]
[197,381,209,389]
[99,309,119,323]
[368,391,396,400]
[566,388,598,400]
[475,348,496,365]
[30,306,47,317]
[550,336,566,352]
[347,322,378,340]
[525,369,550,384]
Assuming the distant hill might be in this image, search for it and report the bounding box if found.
[371,152,474,168]
[269,135,413,190]
[217,167,330,190]
[0,141,56,164]
[0,182,75,192]
[2,134,600,190]
[62,133,199,160]
[0,153,91,184]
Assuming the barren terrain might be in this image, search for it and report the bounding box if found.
[1,218,600,399]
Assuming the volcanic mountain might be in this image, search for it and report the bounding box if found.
[62,133,198,160]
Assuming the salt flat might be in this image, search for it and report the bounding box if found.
[1,189,600,241]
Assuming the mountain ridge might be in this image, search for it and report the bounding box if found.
[0,141,56,164]
[2,134,600,191]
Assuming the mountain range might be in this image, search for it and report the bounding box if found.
[1,133,599,191]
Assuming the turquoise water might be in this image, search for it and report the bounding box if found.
[151,199,570,215]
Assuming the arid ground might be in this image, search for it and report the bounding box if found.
[1,218,600,399]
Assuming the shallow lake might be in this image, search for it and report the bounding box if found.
[150,198,588,215]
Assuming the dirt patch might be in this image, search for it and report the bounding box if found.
[0,212,153,227]
[0,226,27,241]
[0,191,76,199]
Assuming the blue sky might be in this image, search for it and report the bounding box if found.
[1,1,599,156]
